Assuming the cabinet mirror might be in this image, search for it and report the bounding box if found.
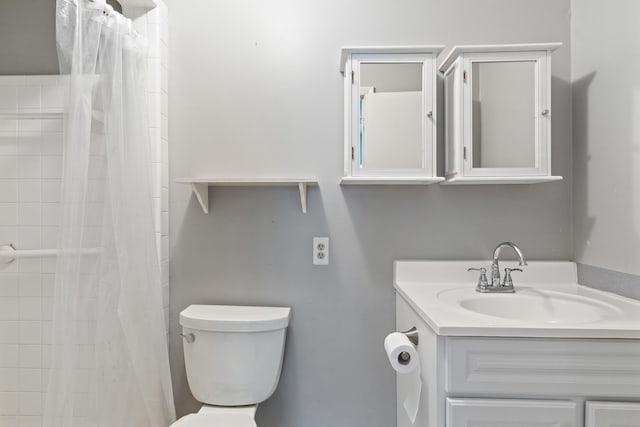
[340,47,444,184]
[440,44,562,184]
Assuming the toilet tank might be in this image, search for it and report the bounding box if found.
[180,305,291,406]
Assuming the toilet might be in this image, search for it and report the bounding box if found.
[172,304,291,427]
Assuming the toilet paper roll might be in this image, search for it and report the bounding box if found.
[384,332,419,374]
[384,331,422,424]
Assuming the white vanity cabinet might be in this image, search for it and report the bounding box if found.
[339,46,444,185]
[395,295,640,427]
[392,261,640,427]
[439,44,562,184]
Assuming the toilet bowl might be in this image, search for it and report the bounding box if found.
[170,305,291,427]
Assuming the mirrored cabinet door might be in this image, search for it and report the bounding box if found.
[440,43,562,185]
[340,47,444,185]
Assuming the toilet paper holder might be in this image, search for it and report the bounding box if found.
[401,326,419,346]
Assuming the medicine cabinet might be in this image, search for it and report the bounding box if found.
[439,43,562,184]
[340,46,444,185]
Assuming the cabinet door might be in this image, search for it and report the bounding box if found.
[586,402,640,427]
[446,398,577,427]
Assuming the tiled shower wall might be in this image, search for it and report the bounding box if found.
[0,76,66,426]
[0,3,168,425]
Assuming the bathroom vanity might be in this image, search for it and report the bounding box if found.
[393,261,640,427]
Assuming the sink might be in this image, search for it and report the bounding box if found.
[438,287,623,324]
[394,261,640,338]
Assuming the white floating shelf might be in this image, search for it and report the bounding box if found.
[176,178,319,214]
[340,176,445,185]
[441,176,563,185]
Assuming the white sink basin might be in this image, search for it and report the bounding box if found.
[393,261,640,338]
[439,288,622,324]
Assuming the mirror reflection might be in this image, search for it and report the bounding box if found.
[359,63,423,169]
[471,61,536,169]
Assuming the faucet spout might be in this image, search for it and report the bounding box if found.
[492,242,528,267]
[491,242,527,287]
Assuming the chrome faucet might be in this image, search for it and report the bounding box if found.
[468,242,527,293]
[491,242,527,287]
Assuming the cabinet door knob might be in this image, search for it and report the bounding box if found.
[541,109,550,116]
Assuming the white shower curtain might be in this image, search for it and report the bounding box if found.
[44,0,176,426]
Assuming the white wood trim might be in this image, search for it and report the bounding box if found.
[176,178,318,214]
[339,45,445,74]
[441,176,562,185]
[341,176,444,185]
[438,43,562,72]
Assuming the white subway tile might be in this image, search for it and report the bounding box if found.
[0,345,19,368]
[18,204,41,226]
[19,299,41,321]
[0,157,18,179]
[0,298,19,320]
[0,87,17,112]
[16,120,40,133]
[18,275,40,298]
[0,322,19,344]
[0,133,17,156]
[0,275,19,297]
[18,391,41,415]
[0,181,18,202]
[0,203,18,225]
[18,322,41,345]
[16,227,41,250]
[16,87,41,112]
[18,181,41,203]
[17,157,41,180]
[41,85,64,112]
[18,346,41,369]
[18,369,41,392]
[40,132,63,156]
[0,415,18,424]
[41,180,60,203]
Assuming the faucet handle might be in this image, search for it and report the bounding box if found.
[503,268,523,287]
[468,267,489,290]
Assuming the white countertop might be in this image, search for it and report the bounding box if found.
[394,260,640,339]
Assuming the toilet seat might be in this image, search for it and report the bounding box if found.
[171,413,257,427]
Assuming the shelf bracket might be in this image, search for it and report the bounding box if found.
[298,182,308,214]
[191,183,209,214]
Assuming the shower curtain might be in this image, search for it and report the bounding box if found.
[43,0,176,426]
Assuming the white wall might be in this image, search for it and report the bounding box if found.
[572,0,640,276]
[167,1,572,426]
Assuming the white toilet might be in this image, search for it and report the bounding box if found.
[172,304,291,427]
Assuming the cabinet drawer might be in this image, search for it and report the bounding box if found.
[445,337,640,397]
[586,401,640,427]
[446,398,577,427]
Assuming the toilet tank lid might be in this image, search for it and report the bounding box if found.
[180,305,291,332]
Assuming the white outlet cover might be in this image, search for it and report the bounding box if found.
[313,237,329,266]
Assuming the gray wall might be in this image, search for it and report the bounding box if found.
[572,0,640,277]
[0,0,122,75]
[571,0,640,297]
[166,1,572,427]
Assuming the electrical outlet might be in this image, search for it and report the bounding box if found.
[313,237,329,266]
